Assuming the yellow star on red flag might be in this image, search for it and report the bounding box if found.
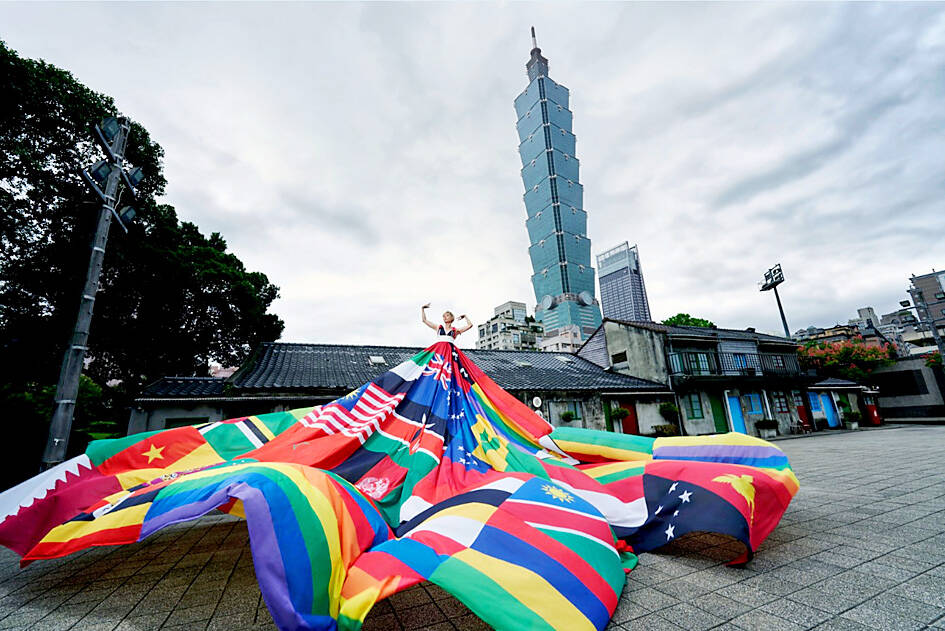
[142,444,165,464]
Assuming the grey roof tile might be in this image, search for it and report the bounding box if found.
[141,377,226,397]
[229,342,668,393]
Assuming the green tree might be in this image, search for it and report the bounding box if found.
[661,313,715,328]
[797,336,897,383]
[0,41,284,485]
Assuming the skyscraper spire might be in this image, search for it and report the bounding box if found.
[526,26,549,80]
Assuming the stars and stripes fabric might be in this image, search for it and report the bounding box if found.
[0,340,799,631]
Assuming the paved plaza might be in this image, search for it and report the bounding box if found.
[1,425,944,631]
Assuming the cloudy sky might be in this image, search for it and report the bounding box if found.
[2,2,943,348]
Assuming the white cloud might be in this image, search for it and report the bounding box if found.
[1,2,942,348]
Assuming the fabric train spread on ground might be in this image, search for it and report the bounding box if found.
[0,341,798,630]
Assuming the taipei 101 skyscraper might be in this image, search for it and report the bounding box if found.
[514,28,602,349]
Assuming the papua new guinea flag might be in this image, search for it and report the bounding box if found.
[0,340,798,631]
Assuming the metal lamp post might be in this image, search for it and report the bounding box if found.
[41,117,141,469]
[760,263,791,339]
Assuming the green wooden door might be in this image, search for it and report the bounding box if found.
[708,392,728,433]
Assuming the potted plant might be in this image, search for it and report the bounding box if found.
[755,418,779,439]
[560,410,576,424]
[653,424,680,437]
[843,410,862,431]
[610,407,629,432]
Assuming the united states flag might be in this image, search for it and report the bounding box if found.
[299,383,405,445]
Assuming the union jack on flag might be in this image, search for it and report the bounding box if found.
[422,352,452,390]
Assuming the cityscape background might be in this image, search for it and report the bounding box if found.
[1,3,943,348]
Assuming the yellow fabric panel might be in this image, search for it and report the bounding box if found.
[454,547,596,631]
[39,504,150,543]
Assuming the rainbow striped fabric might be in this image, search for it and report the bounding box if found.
[0,341,798,630]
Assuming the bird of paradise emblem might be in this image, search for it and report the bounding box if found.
[712,474,756,525]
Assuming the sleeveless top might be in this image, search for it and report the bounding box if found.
[437,325,457,339]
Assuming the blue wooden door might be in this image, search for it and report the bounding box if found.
[821,393,840,428]
[727,395,747,433]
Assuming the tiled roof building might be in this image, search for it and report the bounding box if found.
[131,342,670,437]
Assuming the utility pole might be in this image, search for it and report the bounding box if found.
[41,117,140,469]
[760,264,791,339]
[907,279,945,360]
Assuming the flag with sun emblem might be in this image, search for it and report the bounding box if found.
[0,340,798,631]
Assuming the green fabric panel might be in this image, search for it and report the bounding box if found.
[550,426,655,455]
[620,550,638,573]
[255,410,304,436]
[594,465,646,486]
[202,425,257,461]
[431,556,556,631]
[532,528,626,599]
[86,431,163,466]
[411,350,434,366]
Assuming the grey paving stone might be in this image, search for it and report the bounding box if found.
[730,609,805,631]
[890,573,945,607]
[3,426,945,630]
[689,592,752,620]
[656,602,723,630]
[622,612,685,630]
[868,592,945,624]
[760,598,833,628]
[839,603,925,631]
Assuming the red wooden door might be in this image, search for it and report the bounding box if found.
[620,403,639,435]
[793,392,812,430]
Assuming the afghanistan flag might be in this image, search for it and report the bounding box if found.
[0,341,798,630]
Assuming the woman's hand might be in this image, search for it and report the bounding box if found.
[422,303,431,309]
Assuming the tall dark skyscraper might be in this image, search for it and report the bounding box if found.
[513,28,602,347]
[597,242,652,322]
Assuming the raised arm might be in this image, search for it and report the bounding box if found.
[455,314,474,334]
[420,303,438,331]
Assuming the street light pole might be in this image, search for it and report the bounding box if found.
[760,263,791,339]
[41,118,134,469]
[771,284,790,339]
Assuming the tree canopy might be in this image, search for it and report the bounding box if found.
[797,337,897,383]
[661,313,716,328]
[0,41,284,483]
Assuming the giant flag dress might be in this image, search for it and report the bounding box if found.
[0,339,798,630]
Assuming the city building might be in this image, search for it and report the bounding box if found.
[476,301,544,351]
[793,306,901,350]
[847,306,880,332]
[596,242,652,322]
[577,319,871,436]
[513,29,602,346]
[130,342,670,434]
[538,323,583,353]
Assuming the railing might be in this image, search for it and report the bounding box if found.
[667,351,801,377]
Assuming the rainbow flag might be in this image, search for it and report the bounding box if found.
[0,341,799,630]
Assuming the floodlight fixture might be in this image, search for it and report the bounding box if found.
[93,116,127,161]
[760,263,785,292]
[900,300,911,308]
[118,206,136,223]
[99,117,121,142]
[759,263,790,337]
[88,160,113,184]
[125,167,144,187]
